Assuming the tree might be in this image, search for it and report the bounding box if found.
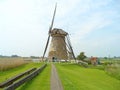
[77,52,87,60]
[104,57,107,59]
[30,56,39,59]
[11,55,19,57]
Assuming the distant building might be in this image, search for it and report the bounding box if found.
[90,56,98,65]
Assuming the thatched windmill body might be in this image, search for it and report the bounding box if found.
[42,4,76,61]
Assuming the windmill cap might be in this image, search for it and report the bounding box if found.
[51,28,68,36]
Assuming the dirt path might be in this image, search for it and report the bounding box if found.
[51,64,63,90]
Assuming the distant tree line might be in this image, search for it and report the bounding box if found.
[0,55,20,58]
[76,52,120,60]
[30,56,40,59]
[0,55,10,58]
[0,55,40,58]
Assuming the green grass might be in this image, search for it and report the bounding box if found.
[18,64,51,90]
[55,63,120,90]
[0,63,43,83]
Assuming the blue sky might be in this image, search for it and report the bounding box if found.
[0,0,120,57]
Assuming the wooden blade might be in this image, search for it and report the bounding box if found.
[49,3,57,34]
[66,35,76,60]
[42,35,50,60]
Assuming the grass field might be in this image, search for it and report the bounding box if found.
[55,63,120,90]
[18,64,51,90]
[0,61,120,90]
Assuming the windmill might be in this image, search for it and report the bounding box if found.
[42,4,76,61]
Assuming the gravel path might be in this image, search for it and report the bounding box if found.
[51,64,63,90]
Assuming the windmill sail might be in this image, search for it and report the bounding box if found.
[42,4,57,60]
[49,3,57,34]
[66,35,76,60]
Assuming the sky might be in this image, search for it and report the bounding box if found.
[0,0,120,57]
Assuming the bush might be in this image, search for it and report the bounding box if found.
[78,60,88,68]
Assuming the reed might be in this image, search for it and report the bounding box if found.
[105,63,120,80]
[0,58,26,71]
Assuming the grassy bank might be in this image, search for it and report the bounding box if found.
[0,63,42,83]
[55,63,120,90]
[18,64,51,90]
